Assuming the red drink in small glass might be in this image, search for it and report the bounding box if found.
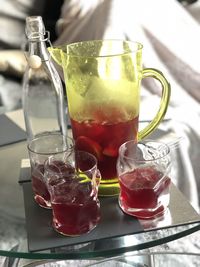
[119,166,171,219]
[51,179,100,236]
[46,151,101,236]
[71,115,138,181]
[32,160,75,209]
[31,164,51,208]
[28,134,74,208]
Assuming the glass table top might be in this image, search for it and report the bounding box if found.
[0,139,200,260]
[81,252,200,266]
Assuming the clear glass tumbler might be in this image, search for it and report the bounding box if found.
[45,150,101,236]
[27,133,74,208]
[117,140,171,219]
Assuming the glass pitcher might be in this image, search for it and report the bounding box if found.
[49,40,171,196]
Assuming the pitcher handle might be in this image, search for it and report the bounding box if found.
[138,68,171,140]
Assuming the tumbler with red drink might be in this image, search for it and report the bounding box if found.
[45,151,101,236]
[28,133,74,208]
[117,140,171,219]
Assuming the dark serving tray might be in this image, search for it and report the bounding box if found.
[0,114,26,146]
[22,182,200,252]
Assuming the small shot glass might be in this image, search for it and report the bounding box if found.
[117,140,171,219]
[27,133,74,209]
[45,150,101,236]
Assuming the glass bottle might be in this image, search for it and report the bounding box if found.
[22,16,67,142]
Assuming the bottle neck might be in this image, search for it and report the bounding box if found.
[28,38,50,61]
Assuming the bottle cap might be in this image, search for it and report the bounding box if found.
[25,16,45,40]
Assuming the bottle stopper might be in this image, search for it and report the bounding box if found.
[28,55,42,69]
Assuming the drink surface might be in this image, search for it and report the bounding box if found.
[119,166,171,219]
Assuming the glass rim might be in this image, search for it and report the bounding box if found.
[27,133,74,155]
[119,139,170,162]
[45,150,98,175]
[56,39,143,58]
[88,251,200,266]
[76,150,99,177]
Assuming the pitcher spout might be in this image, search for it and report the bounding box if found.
[48,46,63,67]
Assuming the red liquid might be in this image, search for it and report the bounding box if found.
[31,164,51,208]
[51,179,101,236]
[71,115,138,180]
[31,161,75,209]
[119,166,171,219]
